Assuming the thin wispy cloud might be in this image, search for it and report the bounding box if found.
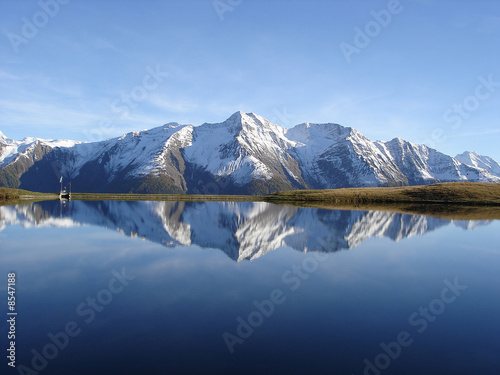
[0,0,498,160]
[0,70,20,80]
[93,37,121,53]
[149,94,200,114]
[0,100,104,138]
[451,129,500,137]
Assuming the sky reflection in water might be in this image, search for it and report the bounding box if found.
[0,200,499,375]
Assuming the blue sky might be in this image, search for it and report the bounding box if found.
[1,0,499,160]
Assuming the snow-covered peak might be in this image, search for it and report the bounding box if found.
[2,112,500,193]
[163,122,183,128]
[0,132,80,168]
[197,112,284,139]
[225,110,246,123]
[116,122,189,141]
[458,150,480,159]
[239,112,286,136]
[388,137,405,145]
[241,111,270,124]
[0,131,78,147]
[45,139,81,148]
[223,111,280,130]
[118,131,141,140]
[287,122,350,145]
[21,136,37,143]
[455,151,500,176]
[228,110,245,121]
[455,151,480,167]
[197,111,242,132]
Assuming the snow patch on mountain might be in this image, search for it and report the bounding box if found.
[1,111,500,192]
[456,151,500,177]
[0,135,80,168]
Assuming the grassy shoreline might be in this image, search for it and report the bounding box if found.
[264,182,500,206]
[263,182,500,219]
[0,187,58,204]
[70,192,260,202]
[2,182,499,219]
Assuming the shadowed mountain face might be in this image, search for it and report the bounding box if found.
[0,201,491,261]
[1,112,500,194]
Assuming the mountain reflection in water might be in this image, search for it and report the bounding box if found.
[0,200,491,261]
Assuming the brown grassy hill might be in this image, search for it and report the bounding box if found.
[264,182,500,205]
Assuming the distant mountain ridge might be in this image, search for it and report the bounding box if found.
[1,111,499,194]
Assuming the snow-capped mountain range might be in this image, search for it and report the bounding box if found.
[1,111,499,194]
[0,200,491,261]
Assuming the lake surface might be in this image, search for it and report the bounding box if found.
[1,200,499,375]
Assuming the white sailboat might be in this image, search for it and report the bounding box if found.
[59,176,71,200]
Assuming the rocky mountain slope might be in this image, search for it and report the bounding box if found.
[1,112,499,194]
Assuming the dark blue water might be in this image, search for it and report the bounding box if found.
[1,200,499,374]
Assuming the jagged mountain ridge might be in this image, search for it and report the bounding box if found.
[1,111,499,194]
[455,151,500,177]
[0,201,490,261]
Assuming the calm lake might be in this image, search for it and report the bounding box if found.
[1,200,499,375]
